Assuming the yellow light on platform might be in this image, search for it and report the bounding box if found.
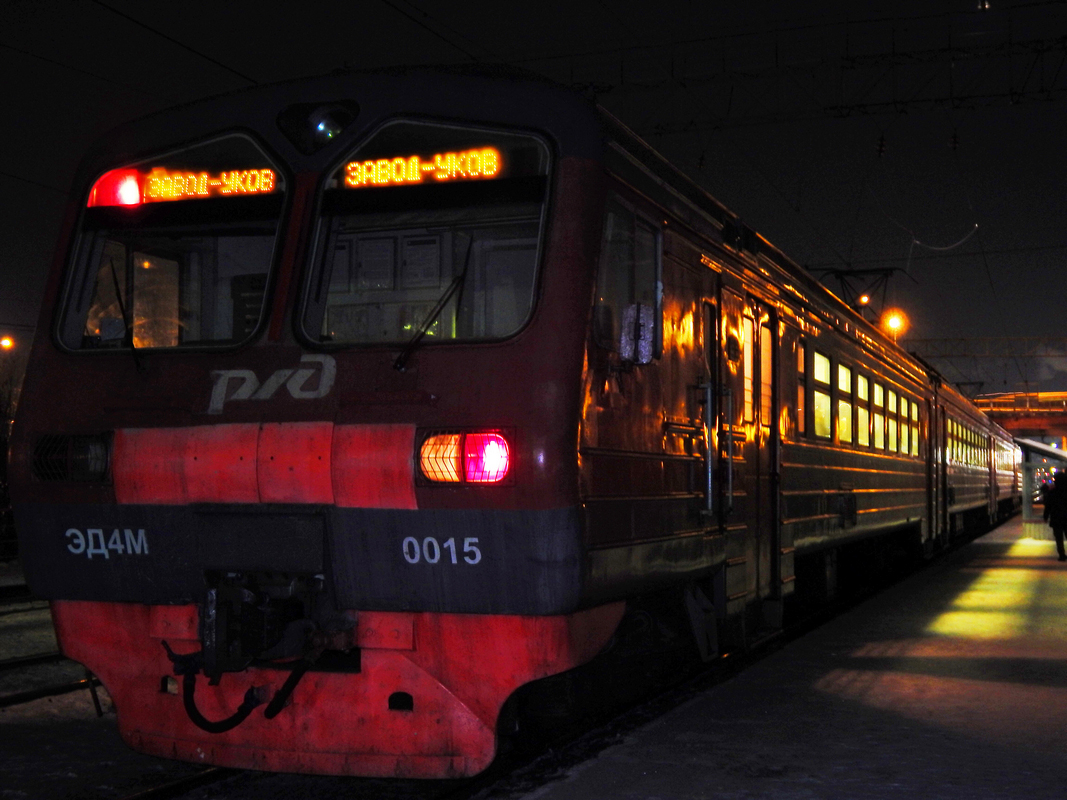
[881,309,908,342]
[0,337,12,350]
[858,294,870,306]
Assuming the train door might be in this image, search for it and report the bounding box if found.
[752,302,782,627]
[925,397,940,555]
[718,290,781,636]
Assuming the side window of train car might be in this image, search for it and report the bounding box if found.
[593,198,661,363]
[873,383,885,450]
[742,317,755,422]
[887,389,898,452]
[796,341,806,436]
[60,135,286,349]
[912,404,919,456]
[856,375,870,447]
[812,351,831,438]
[760,322,773,431]
[900,398,910,455]
[837,364,852,444]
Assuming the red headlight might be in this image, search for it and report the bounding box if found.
[419,431,510,484]
[464,433,510,483]
[87,168,142,207]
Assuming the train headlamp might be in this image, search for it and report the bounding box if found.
[277,100,360,155]
[419,431,511,484]
[32,433,111,482]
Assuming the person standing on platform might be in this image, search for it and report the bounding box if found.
[1042,472,1067,561]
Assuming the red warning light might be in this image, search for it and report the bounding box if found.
[464,433,510,483]
[87,168,142,207]
[419,431,511,484]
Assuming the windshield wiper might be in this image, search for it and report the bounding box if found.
[393,235,473,372]
[108,254,145,373]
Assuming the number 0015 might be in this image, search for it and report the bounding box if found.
[402,536,482,565]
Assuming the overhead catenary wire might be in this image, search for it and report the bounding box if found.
[513,1,1067,68]
[0,170,68,196]
[87,0,258,85]
[377,0,491,62]
[0,42,158,96]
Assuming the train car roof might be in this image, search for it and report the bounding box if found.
[68,63,990,419]
[71,63,607,193]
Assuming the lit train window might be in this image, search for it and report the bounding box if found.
[837,365,852,444]
[743,317,754,422]
[900,398,910,454]
[812,351,831,438]
[911,404,919,456]
[594,200,661,361]
[760,323,772,429]
[887,390,898,452]
[796,341,806,436]
[303,121,550,345]
[856,375,870,447]
[60,135,285,349]
[873,383,885,450]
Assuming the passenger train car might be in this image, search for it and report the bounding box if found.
[9,66,1019,778]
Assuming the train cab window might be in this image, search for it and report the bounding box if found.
[837,365,852,444]
[812,351,831,438]
[743,317,755,422]
[873,383,885,450]
[60,135,285,350]
[303,121,550,346]
[593,199,661,362]
[796,341,806,436]
[856,375,870,447]
[887,390,898,452]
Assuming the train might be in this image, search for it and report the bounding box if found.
[9,65,1020,778]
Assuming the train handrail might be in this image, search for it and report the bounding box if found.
[725,388,734,513]
[701,380,714,517]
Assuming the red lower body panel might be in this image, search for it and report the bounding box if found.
[51,600,624,778]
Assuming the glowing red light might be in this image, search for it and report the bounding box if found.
[464,433,510,483]
[87,168,142,207]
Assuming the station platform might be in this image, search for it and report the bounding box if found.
[529,516,1067,799]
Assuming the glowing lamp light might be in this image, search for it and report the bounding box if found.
[87,168,142,207]
[419,431,511,484]
[858,294,870,305]
[419,434,463,482]
[0,337,12,350]
[881,308,909,341]
[464,433,510,483]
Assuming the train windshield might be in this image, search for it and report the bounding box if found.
[58,135,285,350]
[302,121,550,346]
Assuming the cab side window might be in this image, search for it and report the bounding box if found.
[593,198,660,362]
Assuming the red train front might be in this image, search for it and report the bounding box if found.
[9,68,625,777]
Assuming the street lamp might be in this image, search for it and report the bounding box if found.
[881,309,908,342]
[0,337,12,350]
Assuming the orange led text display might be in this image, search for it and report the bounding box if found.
[144,167,277,201]
[344,147,502,188]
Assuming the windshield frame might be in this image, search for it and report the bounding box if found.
[54,130,292,355]
[296,116,555,352]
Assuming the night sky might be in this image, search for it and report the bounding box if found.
[2,0,1065,391]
